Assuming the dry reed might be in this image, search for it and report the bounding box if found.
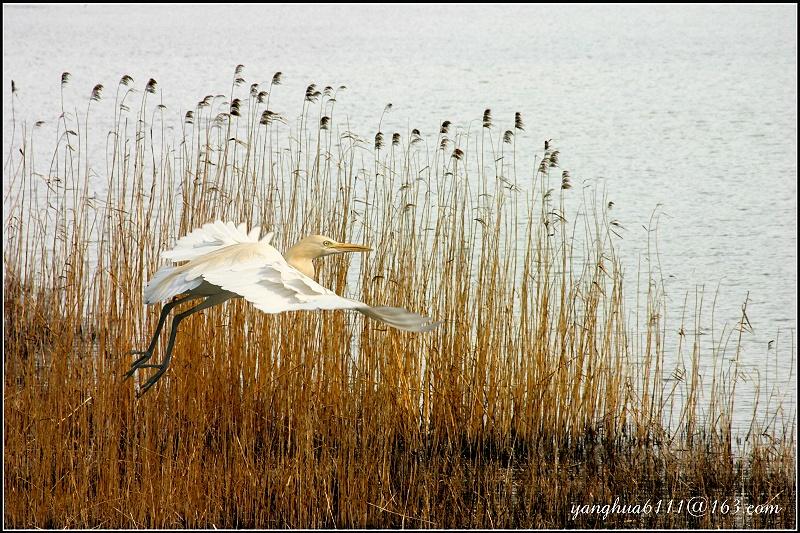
[2,68,796,528]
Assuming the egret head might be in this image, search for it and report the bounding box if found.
[300,235,372,258]
[285,235,372,277]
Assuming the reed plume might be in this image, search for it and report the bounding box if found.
[561,170,572,189]
[145,78,158,94]
[305,83,320,102]
[90,84,103,101]
[482,108,492,128]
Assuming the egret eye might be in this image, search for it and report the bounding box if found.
[323,240,332,247]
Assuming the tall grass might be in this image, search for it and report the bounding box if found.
[3,67,795,528]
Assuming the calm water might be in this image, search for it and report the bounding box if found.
[3,4,797,428]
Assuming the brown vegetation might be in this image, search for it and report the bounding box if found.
[3,68,795,528]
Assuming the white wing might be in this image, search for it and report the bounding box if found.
[198,242,363,313]
[161,220,274,262]
[147,240,439,332]
[146,219,440,332]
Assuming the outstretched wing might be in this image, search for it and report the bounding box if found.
[147,225,440,333]
[162,220,274,262]
[195,243,439,332]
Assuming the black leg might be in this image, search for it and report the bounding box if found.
[136,294,230,395]
[125,296,190,380]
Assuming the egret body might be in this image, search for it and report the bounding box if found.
[127,221,439,394]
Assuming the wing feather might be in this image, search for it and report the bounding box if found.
[161,220,274,262]
[204,258,440,331]
[143,265,204,304]
[199,249,364,314]
[147,232,440,333]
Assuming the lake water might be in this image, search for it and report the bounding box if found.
[3,4,797,430]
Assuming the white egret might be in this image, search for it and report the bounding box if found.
[127,220,439,393]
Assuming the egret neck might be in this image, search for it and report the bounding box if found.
[284,240,318,278]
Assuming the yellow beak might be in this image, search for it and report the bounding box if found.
[331,242,372,253]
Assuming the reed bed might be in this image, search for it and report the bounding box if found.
[3,68,796,528]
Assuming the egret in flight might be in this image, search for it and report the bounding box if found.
[127,221,439,394]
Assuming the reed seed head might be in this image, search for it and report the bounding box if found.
[260,110,283,126]
[90,84,104,101]
[515,111,524,130]
[213,112,230,126]
[305,84,321,102]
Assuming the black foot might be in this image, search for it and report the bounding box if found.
[124,349,153,380]
[137,364,169,396]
